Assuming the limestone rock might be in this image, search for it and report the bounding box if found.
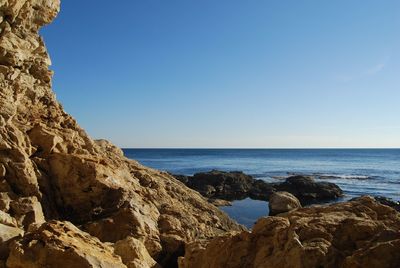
[0,224,23,260]
[0,192,11,211]
[179,196,400,268]
[208,199,232,207]
[114,236,158,268]
[6,221,126,268]
[0,164,5,178]
[0,0,243,266]
[10,196,45,228]
[0,210,17,227]
[268,191,301,216]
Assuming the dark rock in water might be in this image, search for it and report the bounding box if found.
[173,174,190,184]
[249,179,276,201]
[275,175,343,204]
[172,170,274,201]
[188,170,265,200]
[172,171,343,206]
[373,196,400,212]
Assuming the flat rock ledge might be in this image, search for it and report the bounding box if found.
[179,196,400,268]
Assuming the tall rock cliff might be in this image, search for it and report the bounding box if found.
[0,1,243,267]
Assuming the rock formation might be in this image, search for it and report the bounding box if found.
[0,1,243,267]
[268,191,301,216]
[275,175,343,204]
[6,221,127,268]
[1,1,399,268]
[179,196,400,268]
[174,171,273,201]
[373,196,400,212]
[174,171,343,204]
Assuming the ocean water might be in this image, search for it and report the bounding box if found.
[123,149,400,228]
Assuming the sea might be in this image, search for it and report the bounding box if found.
[123,149,400,228]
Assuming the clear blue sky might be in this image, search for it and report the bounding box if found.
[41,0,400,148]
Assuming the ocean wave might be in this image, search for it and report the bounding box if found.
[285,172,375,180]
[255,172,381,181]
[315,174,373,180]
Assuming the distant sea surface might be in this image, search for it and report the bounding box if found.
[123,149,400,228]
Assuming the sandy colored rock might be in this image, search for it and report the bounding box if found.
[0,164,5,178]
[1,0,399,267]
[6,220,126,268]
[208,199,232,207]
[0,224,23,260]
[0,0,243,266]
[10,196,45,228]
[179,196,400,268]
[114,236,158,268]
[0,193,11,211]
[268,191,301,216]
[0,210,17,227]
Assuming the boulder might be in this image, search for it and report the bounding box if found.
[275,175,343,204]
[268,191,301,216]
[9,196,45,229]
[179,196,400,268]
[0,193,12,211]
[188,170,256,200]
[0,224,23,260]
[6,221,126,268]
[0,211,17,227]
[114,236,158,268]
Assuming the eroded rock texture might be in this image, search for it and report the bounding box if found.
[179,196,400,268]
[0,1,243,266]
[6,221,127,268]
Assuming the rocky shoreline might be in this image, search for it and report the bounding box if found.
[179,196,400,268]
[0,1,399,267]
[173,170,344,206]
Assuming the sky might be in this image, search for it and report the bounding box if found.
[41,0,400,148]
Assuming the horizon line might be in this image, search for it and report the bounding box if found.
[121,147,400,150]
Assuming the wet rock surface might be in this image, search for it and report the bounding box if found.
[173,171,343,205]
[174,170,274,201]
[274,175,343,204]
